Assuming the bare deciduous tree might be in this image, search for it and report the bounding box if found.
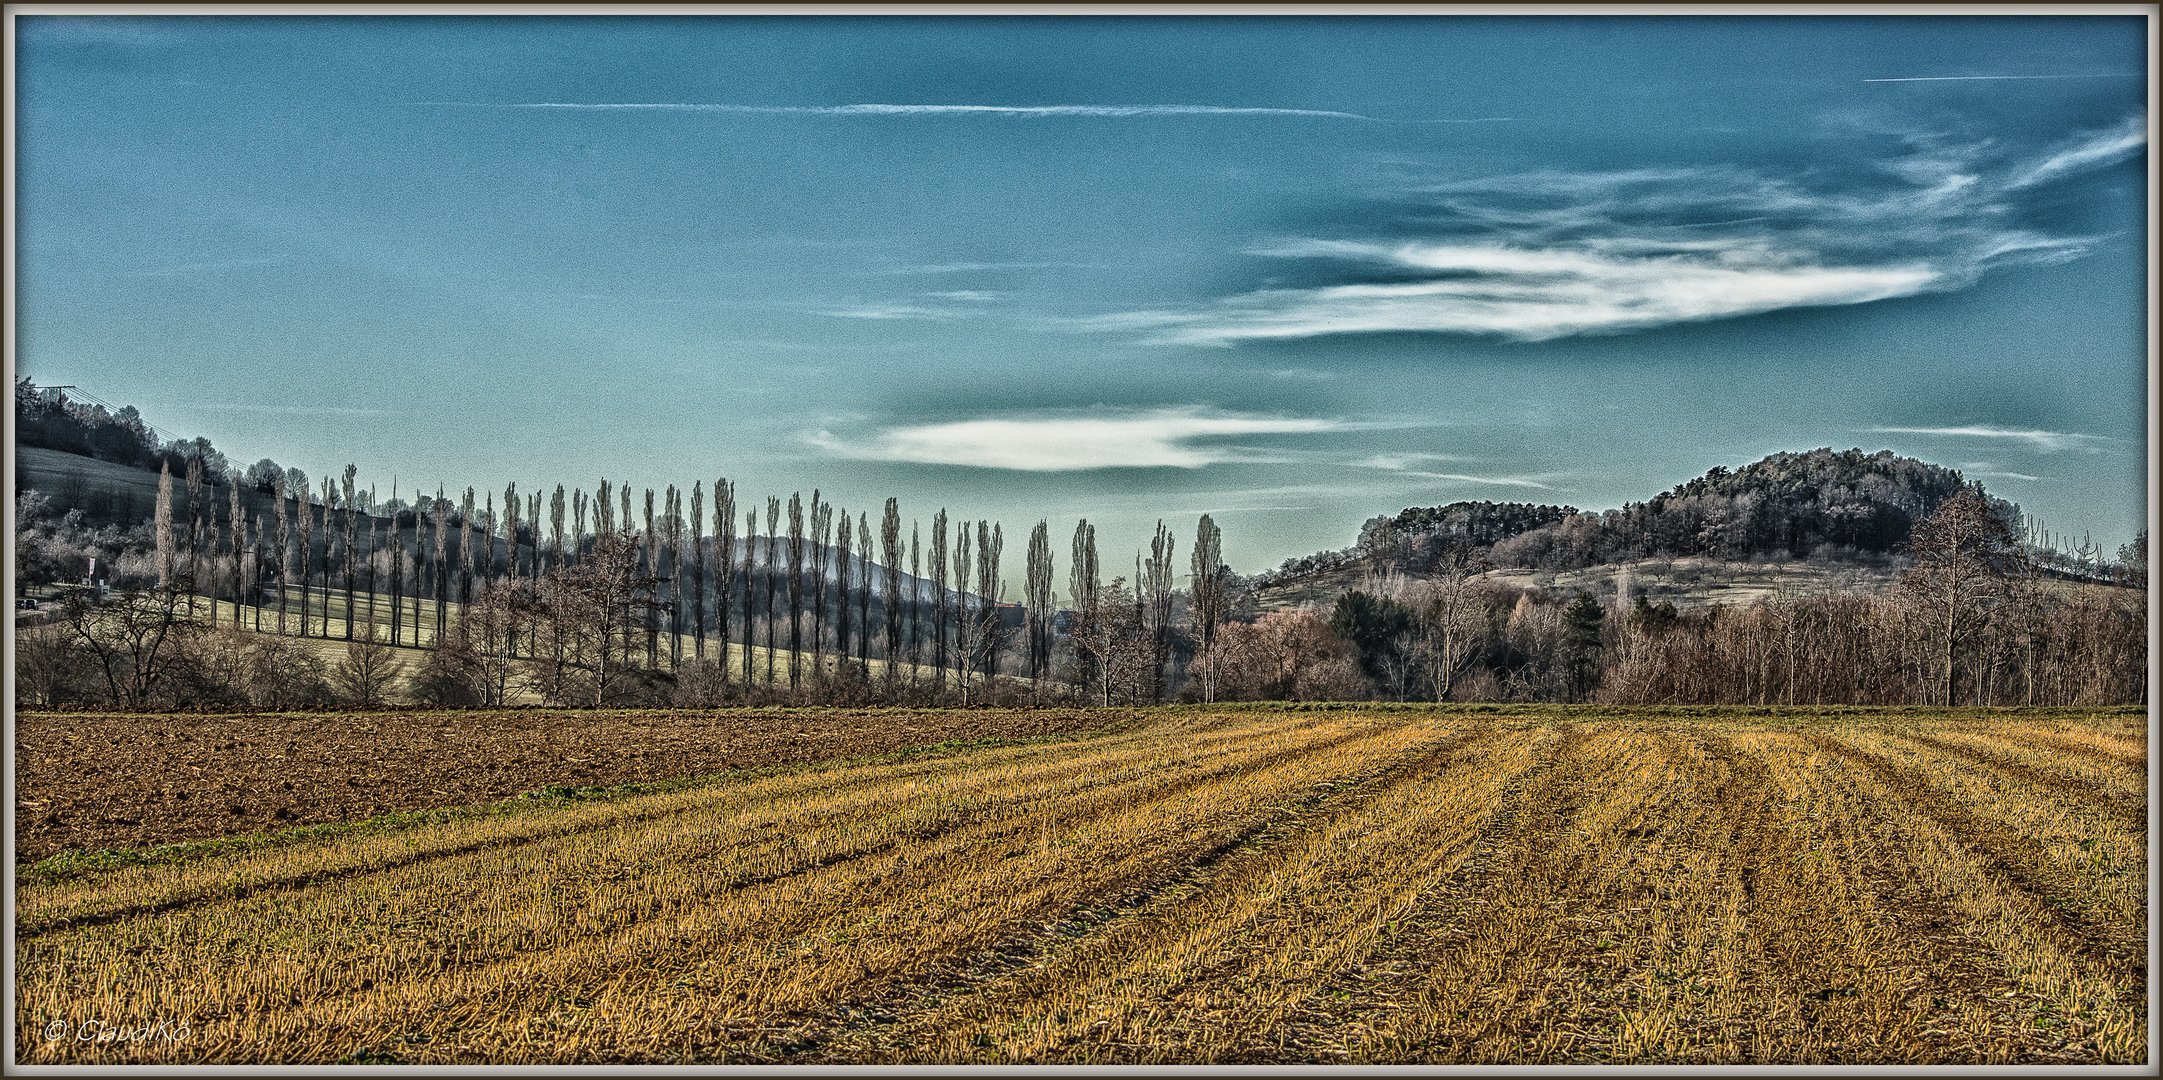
[1904,487,2027,706]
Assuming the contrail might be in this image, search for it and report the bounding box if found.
[423,101,1379,120]
[1863,74,2137,83]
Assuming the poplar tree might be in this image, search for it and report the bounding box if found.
[950,522,973,696]
[1189,515,1227,703]
[432,488,451,645]
[714,479,737,682]
[504,483,521,583]
[1071,519,1101,702]
[343,465,360,638]
[382,481,395,643]
[810,492,833,673]
[881,498,903,683]
[909,522,922,686]
[319,485,337,638]
[742,507,758,687]
[930,511,949,692]
[856,512,873,672]
[667,485,686,667]
[976,521,1004,681]
[364,516,379,643]
[228,481,246,627]
[573,488,589,566]
[460,487,477,619]
[690,481,706,661]
[182,455,206,615]
[550,485,567,577]
[787,492,805,689]
[834,509,855,679]
[154,460,176,590]
[1143,520,1176,703]
[295,477,315,636]
[1026,520,1054,695]
[251,514,267,632]
[643,488,659,667]
[762,497,781,685]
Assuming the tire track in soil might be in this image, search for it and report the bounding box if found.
[753,723,1502,1064]
[1798,732,2144,983]
[24,717,1375,940]
[225,720,1437,1063]
[1259,723,1592,1063]
[1898,733,2146,830]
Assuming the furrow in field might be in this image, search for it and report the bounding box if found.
[1795,731,2145,1063]
[17,714,1442,1064]
[1898,730,2146,827]
[1800,731,2145,980]
[1729,730,2044,1062]
[782,722,1531,1064]
[19,712,1275,935]
[2001,724,2148,770]
[301,718,1439,1064]
[18,713,1395,1044]
[1293,722,1683,1063]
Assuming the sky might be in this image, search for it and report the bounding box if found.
[14,14,2152,577]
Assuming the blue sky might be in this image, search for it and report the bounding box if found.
[15,14,2150,575]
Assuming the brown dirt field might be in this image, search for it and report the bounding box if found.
[12,707,1118,863]
[13,706,2148,1065]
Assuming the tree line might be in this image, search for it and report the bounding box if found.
[13,407,2148,711]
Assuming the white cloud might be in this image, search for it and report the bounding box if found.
[436,101,1375,120]
[809,407,1343,471]
[1127,243,1941,344]
[1100,115,2142,345]
[2005,115,2148,189]
[1870,425,2107,453]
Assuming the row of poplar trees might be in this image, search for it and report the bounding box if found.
[148,455,1233,704]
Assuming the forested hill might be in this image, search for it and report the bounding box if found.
[1262,448,1996,583]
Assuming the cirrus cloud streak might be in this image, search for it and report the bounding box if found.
[808,407,1348,472]
[1097,114,2144,345]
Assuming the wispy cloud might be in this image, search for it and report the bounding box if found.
[922,290,1010,302]
[808,407,1344,471]
[817,304,956,321]
[1353,452,1554,489]
[1097,113,2144,345]
[878,260,1098,276]
[1870,425,2109,453]
[427,101,1377,120]
[1353,451,1471,471]
[1965,469,2044,482]
[2005,114,2148,189]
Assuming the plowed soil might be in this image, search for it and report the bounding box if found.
[13,708,1115,862]
[14,706,2148,1065]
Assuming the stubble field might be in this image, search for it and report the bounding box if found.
[12,705,2149,1065]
